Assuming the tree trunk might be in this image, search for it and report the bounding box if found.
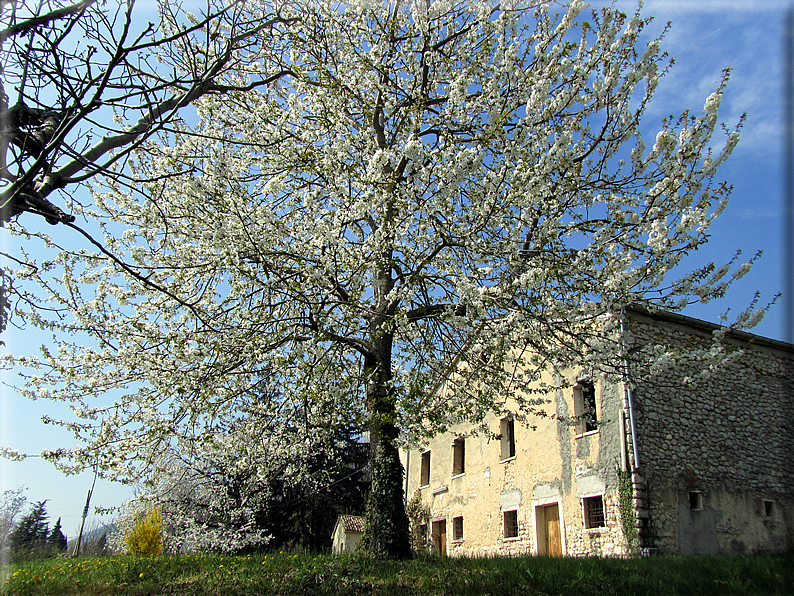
[364,334,412,559]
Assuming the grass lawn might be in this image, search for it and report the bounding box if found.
[2,551,792,595]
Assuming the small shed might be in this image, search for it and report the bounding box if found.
[331,515,366,553]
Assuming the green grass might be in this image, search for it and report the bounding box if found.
[2,551,792,595]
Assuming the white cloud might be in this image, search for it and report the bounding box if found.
[588,2,785,158]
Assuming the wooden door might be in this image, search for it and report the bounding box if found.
[432,520,447,555]
[544,504,562,556]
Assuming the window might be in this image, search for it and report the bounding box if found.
[583,495,605,529]
[420,450,431,486]
[574,381,598,435]
[689,491,703,511]
[764,500,774,517]
[418,523,428,544]
[500,416,515,460]
[452,516,464,541]
[452,437,465,476]
[503,510,519,538]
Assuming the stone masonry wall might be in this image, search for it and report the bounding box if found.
[564,492,624,556]
[626,311,794,554]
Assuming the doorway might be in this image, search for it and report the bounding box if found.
[535,503,563,556]
[431,519,447,555]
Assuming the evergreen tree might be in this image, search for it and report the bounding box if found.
[47,518,68,554]
[113,423,370,554]
[261,425,370,552]
[9,501,49,560]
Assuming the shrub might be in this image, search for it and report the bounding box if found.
[124,507,162,556]
[406,490,430,553]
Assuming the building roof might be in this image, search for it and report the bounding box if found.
[336,514,366,534]
[627,305,794,356]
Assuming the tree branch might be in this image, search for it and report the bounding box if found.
[406,303,466,323]
[0,0,97,45]
[62,220,214,328]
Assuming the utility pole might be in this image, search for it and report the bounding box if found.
[73,465,98,557]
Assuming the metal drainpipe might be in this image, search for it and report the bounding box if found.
[403,449,410,505]
[619,410,628,472]
[620,321,641,470]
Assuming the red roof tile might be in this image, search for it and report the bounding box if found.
[338,515,366,533]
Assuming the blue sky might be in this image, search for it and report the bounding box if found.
[606,0,790,340]
[1,0,792,541]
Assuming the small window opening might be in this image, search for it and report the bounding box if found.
[764,500,774,517]
[503,510,519,538]
[574,381,598,435]
[452,516,464,541]
[689,491,703,511]
[583,495,606,529]
[500,416,516,460]
[420,450,431,486]
[452,437,465,476]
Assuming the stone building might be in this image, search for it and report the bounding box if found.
[403,307,794,556]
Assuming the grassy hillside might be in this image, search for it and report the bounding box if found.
[3,551,792,595]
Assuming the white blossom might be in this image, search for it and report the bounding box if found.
[704,91,722,115]
[733,262,753,280]
[0,447,26,461]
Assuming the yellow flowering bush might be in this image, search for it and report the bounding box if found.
[124,508,162,556]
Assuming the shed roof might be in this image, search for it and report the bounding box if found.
[336,515,366,533]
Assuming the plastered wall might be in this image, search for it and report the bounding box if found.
[404,369,633,556]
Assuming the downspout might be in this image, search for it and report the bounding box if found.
[619,411,628,472]
[620,320,641,470]
[403,449,410,505]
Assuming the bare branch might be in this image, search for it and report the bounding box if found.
[0,0,97,45]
